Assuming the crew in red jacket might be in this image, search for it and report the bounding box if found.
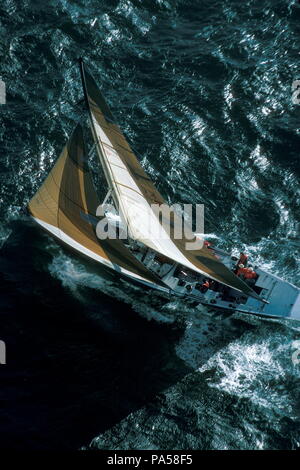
[236,264,247,277]
[238,252,248,267]
[237,265,258,281]
[243,267,258,280]
[201,279,210,293]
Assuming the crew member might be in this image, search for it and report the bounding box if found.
[243,267,258,281]
[237,252,248,267]
[237,265,258,283]
[201,279,210,293]
[236,264,247,277]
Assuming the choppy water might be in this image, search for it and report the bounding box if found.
[0,0,300,450]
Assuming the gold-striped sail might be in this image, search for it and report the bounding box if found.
[27,124,164,287]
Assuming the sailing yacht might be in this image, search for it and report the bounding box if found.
[27,59,300,322]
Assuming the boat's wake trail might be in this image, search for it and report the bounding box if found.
[198,326,300,409]
[88,317,300,451]
[47,247,182,324]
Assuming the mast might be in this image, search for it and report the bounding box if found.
[77,59,264,302]
[79,58,119,210]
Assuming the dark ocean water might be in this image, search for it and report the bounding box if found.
[0,0,300,450]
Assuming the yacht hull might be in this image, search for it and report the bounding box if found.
[30,215,300,322]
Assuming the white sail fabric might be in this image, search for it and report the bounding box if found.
[91,112,210,276]
[79,59,264,300]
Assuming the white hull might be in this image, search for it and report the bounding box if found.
[159,249,300,321]
[200,269,300,321]
[32,216,300,322]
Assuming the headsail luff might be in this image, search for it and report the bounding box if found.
[79,60,262,300]
[27,124,165,287]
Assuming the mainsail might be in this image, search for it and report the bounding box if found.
[79,59,262,300]
[27,124,165,287]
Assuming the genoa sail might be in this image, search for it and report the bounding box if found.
[79,59,262,300]
[27,123,165,287]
